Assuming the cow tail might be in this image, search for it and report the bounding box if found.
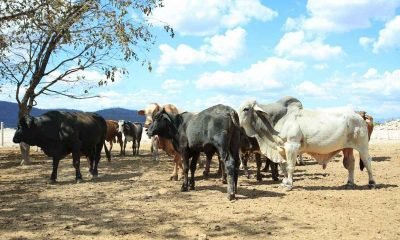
[104,142,111,162]
[359,158,365,171]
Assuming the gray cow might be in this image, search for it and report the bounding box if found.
[147,104,241,200]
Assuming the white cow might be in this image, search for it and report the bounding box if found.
[238,96,376,190]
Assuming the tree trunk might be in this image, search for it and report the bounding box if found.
[18,99,33,165]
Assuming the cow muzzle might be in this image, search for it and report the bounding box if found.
[13,133,22,143]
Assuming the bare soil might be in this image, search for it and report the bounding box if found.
[0,142,399,240]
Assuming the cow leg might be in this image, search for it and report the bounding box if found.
[118,133,123,156]
[49,157,61,184]
[224,152,236,201]
[297,154,305,166]
[255,153,262,181]
[136,140,140,156]
[109,141,113,152]
[72,149,83,183]
[189,152,200,190]
[359,149,376,189]
[241,152,250,179]
[220,157,227,184]
[270,162,279,181]
[282,142,300,190]
[181,151,190,192]
[152,137,159,161]
[263,157,270,172]
[104,142,111,162]
[123,139,127,156]
[91,142,103,177]
[170,154,181,181]
[343,148,355,189]
[203,153,212,178]
[132,140,136,156]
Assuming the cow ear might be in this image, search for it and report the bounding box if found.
[253,104,266,114]
[138,110,145,116]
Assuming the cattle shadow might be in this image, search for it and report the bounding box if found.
[299,183,398,191]
[195,185,286,199]
[372,156,391,162]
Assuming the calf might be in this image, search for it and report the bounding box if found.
[147,104,241,200]
[139,103,183,180]
[104,120,123,161]
[13,111,107,183]
[118,121,142,156]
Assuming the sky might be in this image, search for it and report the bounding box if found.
[2,0,400,120]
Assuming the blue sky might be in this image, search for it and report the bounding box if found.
[2,0,400,120]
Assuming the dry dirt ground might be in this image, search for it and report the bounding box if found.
[0,142,399,240]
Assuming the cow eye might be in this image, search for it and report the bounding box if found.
[243,108,249,112]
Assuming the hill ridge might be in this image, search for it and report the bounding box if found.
[0,100,144,128]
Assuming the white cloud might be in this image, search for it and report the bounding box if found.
[275,31,343,61]
[313,64,328,70]
[295,81,332,99]
[195,57,305,92]
[372,16,400,53]
[359,37,374,48]
[301,0,400,33]
[157,27,246,73]
[350,68,400,95]
[161,79,188,94]
[151,0,277,36]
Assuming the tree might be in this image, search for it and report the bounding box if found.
[0,0,174,164]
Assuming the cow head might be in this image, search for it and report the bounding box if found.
[238,100,261,137]
[117,120,123,133]
[239,100,282,142]
[138,103,160,128]
[13,115,36,144]
[147,108,177,139]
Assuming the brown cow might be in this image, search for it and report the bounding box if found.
[104,120,123,162]
[342,112,374,173]
[138,103,183,180]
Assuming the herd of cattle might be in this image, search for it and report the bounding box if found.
[12,96,376,200]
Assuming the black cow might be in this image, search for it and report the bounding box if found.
[13,111,107,183]
[240,130,279,182]
[118,121,143,156]
[147,104,241,200]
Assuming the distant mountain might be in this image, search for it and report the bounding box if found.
[0,101,145,128]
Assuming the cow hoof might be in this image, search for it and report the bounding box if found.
[221,179,227,184]
[20,160,32,166]
[280,183,293,191]
[202,171,209,179]
[75,178,83,184]
[344,182,355,189]
[284,185,293,191]
[272,177,279,182]
[170,175,178,181]
[227,194,236,201]
[190,185,195,190]
[181,186,188,192]
[368,181,376,189]
[47,179,57,185]
[256,175,263,182]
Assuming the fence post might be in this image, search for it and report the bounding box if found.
[1,122,4,147]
